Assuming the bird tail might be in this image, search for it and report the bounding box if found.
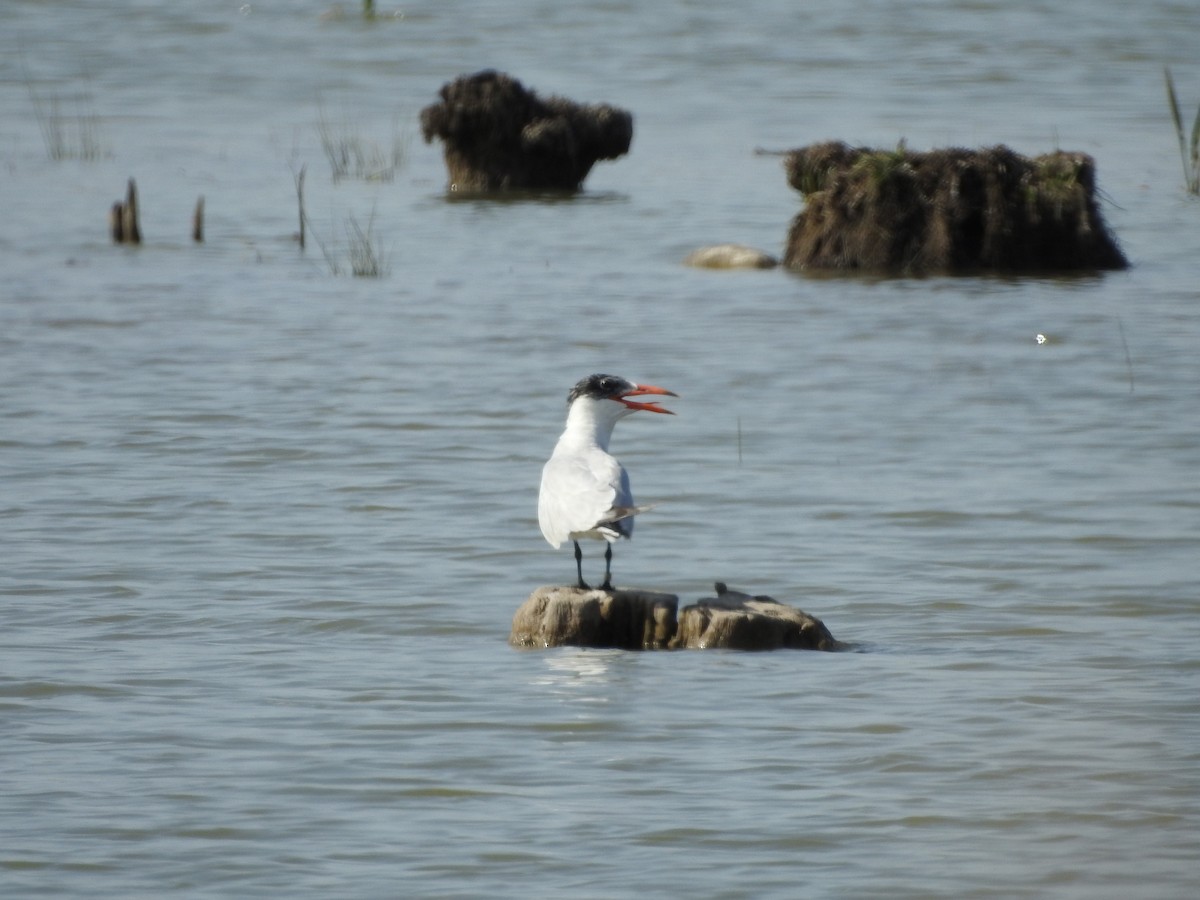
[596,504,657,541]
[605,503,657,522]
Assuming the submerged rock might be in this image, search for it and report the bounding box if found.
[510,585,678,650]
[510,583,840,652]
[684,244,779,269]
[781,142,1128,275]
[671,583,841,651]
[419,70,633,193]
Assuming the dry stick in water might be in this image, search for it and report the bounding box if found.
[123,179,140,243]
[295,164,307,250]
[193,196,204,243]
[1116,316,1135,394]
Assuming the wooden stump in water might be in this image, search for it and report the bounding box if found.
[511,586,678,650]
[781,142,1128,275]
[109,178,141,244]
[420,70,633,193]
[671,583,841,651]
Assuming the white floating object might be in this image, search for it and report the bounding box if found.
[684,244,778,270]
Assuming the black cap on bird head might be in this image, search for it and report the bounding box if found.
[566,374,677,415]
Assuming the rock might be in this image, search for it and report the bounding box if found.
[419,70,633,193]
[511,583,840,651]
[684,244,778,269]
[781,142,1128,275]
[670,583,841,651]
[510,585,678,650]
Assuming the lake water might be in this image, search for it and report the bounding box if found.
[2,1,1198,897]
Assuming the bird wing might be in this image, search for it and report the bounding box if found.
[608,464,636,540]
[538,447,633,547]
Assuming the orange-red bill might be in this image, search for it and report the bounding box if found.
[619,383,678,415]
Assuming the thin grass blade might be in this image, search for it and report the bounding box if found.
[1165,67,1195,191]
[1165,68,1184,133]
[1190,103,1200,193]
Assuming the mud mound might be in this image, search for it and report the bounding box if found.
[782,142,1127,275]
[420,70,633,192]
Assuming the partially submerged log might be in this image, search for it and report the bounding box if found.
[782,142,1127,275]
[419,70,633,192]
[109,178,141,244]
[671,583,840,651]
[510,583,840,651]
[684,244,778,269]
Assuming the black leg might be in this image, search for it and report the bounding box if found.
[573,541,590,590]
[600,542,613,591]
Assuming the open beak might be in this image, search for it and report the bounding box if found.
[618,383,678,415]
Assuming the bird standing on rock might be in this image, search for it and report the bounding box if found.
[538,374,677,591]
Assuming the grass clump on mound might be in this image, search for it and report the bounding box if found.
[782,142,1128,275]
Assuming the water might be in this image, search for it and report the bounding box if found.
[2,1,1198,897]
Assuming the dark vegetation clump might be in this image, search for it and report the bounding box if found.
[419,70,633,193]
[782,142,1128,275]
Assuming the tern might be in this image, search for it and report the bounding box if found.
[538,374,677,591]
